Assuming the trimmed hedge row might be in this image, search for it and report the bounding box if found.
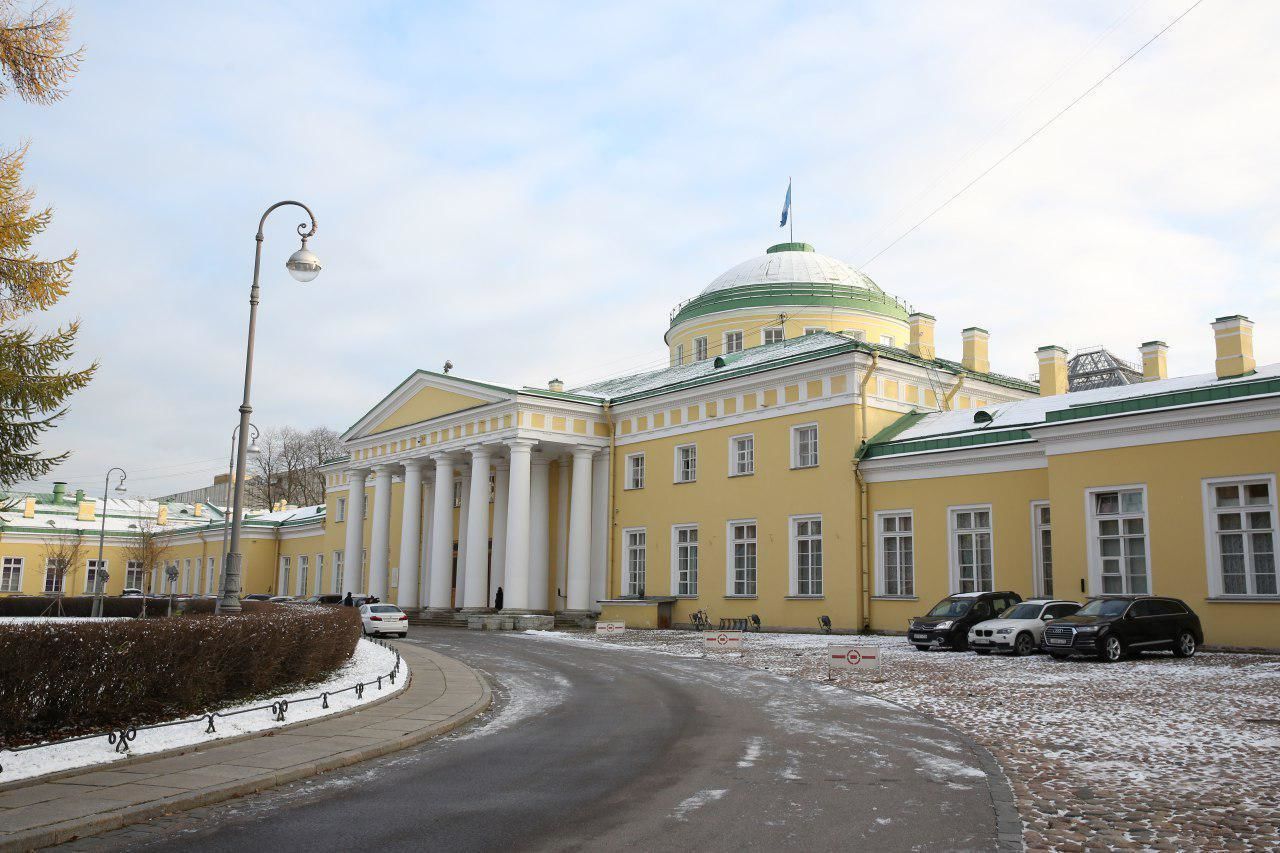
[0,595,174,618]
[0,604,360,745]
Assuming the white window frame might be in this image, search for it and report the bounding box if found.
[880,334,895,347]
[84,558,107,594]
[44,557,65,594]
[1,556,21,593]
[848,329,867,342]
[874,510,915,597]
[298,555,310,596]
[126,559,144,591]
[671,524,699,597]
[206,556,216,595]
[790,514,824,597]
[315,554,324,594]
[723,330,744,355]
[762,328,784,346]
[726,519,758,597]
[452,480,463,508]
[279,555,291,596]
[803,327,823,336]
[1085,484,1151,595]
[791,423,819,469]
[623,527,646,596]
[1201,474,1278,598]
[729,433,755,477]
[182,558,192,594]
[336,496,347,522]
[624,452,645,490]
[332,550,345,594]
[674,443,697,483]
[1030,501,1053,598]
[675,343,685,366]
[948,504,994,593]
[694,336,708,362]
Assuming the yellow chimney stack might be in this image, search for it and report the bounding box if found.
[193,502,204,517]
[962,327,990,374]
[23,497,35,518]
[1037,345,1069,396]
[1212,315,1256,380]
[77,500,95,521]
[1139,341,1169,382]
[157,505,168,526]
[908,313,936,360]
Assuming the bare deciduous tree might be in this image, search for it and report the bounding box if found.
[123,515,169,617]
[248,426,342,509]
[40,527,84,614]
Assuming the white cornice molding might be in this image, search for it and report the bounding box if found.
[860,442,1046,482]
[1029,395,1280,455]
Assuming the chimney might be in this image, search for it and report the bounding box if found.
[962,327,990,373]
[1212,315,1256,380]
[1037,345,1069,396]
[51,482,67,504]
[548,378,564,392]
[193,502,204,517]
[77,500,95,521]
[908,313,936,360]
[74,488,85,503]
[23,496,36,518]
[157,505,168,526]
[1139,341,1169,382]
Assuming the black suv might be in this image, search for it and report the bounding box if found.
[908,591,1022,651]
[1041,595,1203,662]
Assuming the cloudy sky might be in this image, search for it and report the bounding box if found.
[7,0,1278,497]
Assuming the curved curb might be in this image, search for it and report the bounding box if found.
[0,646,490,852]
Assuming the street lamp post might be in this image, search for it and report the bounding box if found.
[91,467,127,618]
[217,422,260,598]
[216,201,321,615]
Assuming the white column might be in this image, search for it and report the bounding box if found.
[566,447,594,612]
[555,455,570,608]
[367,464,394,599]
[342,469,367,597]
[462,445,492,610]
[503,440,534,611]
[427,456,455,611]
[590,450,609,610]
[397,459,424,610]
[490,461,510,606]
[419,477,434,609]
[455,464,471,607]
[529,452,552,612]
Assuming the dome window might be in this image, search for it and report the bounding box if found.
[713,356,726,369]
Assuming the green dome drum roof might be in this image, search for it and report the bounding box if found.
[669,242,912,328]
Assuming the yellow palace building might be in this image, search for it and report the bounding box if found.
[3,242,1277,649]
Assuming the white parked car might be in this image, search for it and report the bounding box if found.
[360,603,409,638]
[967,599,1081,656]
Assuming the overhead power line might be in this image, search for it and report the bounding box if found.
[858,0,1207,270]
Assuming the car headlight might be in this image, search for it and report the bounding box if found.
[1075,625,1098,633]
[934,621,953,630]
[995,628,1013,635]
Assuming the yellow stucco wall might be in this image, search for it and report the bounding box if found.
[667,310,909,365]
[369,385,491,434]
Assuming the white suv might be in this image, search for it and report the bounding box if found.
[968,599,1080,656]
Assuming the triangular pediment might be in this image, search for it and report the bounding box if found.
[343,371,515,441]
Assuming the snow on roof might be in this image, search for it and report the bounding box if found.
[890,361,1280,444]
[244,504,325,524]
[702,246,883,296]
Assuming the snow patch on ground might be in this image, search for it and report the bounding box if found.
[0,616,120,624]
[453,668,571,741]
[0,639,404,783]
[737,736,764,768]
[672,788,727,821]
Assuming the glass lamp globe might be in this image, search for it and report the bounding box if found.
[248,442,262,456]
[285,244,322,283]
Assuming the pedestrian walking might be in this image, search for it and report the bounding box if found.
[494,586,504,611]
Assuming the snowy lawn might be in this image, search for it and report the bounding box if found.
[0,617,121,624]
[528,629,1280,852]
[0,638,406,784]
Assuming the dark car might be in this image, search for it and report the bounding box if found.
[242,593,272,601]
[908,590,1023,651]
[1041,595,1203,662]
[302,594,344,605]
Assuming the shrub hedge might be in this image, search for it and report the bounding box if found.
[0,604,360,745]
[0,595,173,618]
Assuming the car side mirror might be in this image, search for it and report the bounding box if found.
[1042,614,1054,621]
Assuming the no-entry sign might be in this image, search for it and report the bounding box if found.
[596,621,626,636]
[828,644,881,671]
[704,630,744,651]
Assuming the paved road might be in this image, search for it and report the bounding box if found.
[61,630,1009,852]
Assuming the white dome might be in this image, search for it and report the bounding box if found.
[702,243,882,295]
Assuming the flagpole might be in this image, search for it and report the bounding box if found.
[789,176,794,242]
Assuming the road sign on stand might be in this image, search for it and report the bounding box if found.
[827,644,884,680]
[596,621,626,636]
[704,630,744,653]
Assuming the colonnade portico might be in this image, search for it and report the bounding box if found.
[341,434,609,617]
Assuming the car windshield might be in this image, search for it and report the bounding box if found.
[927,598,972,617]
[1001,603,1043,620]
[369,605,401,614]
[1077,599,1131,617]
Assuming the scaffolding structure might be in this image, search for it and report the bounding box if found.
[1067,347,1143,391]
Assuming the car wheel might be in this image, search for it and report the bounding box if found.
[952,634,969,652]
[1099,635,1125,663]
[1172,630,1197,658]
[973,649,991,656]
[398,632,408,638]
[1049,652,1071,661]
[913,644,930,652]
[1014,632,1036,656]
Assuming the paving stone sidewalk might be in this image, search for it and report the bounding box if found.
[0,643,490,852]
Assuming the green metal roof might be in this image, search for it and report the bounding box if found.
[1045,374,1280,423]
[863,428,1035,459]
[669,282,912,328]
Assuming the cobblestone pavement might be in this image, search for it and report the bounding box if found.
[554,630,1280,852]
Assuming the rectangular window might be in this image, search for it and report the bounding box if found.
[315,554,324,594]
[279,556,291,596]
[723,331,743,354]
[792,516,823,596]
[675,444,697,483]
[85,559,107,594]
[625,452,645,490]
[453,480,462,508]
[763,328,784,346]
[877,511,914,596]
[336,496,347,522]
[694,336,708,362]
[206,557,216,595]
[848,329,867,341]
[298,555,310,596]
[730,434,754,476]
[624,529,646,595]
[880,334,895,347]
[729,521,757,595]
[126,559,144,590]
[792,424,819,468]
[1207,478,1276,596]
[951,507,993,593]
[333,550,345,594]
[803,327,823,336]
[1031,502,1053,597]
[363,498,369,519]
[675,343,685,366]
[1090,487,1148,594]
[182,558,192,594]
[674,525,698,596]
[44,558,65,594]
[1,556,22,592]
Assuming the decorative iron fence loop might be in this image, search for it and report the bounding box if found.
[108,726,137,754]
[321,691,330,709]
[205,713,217,734]
[271,699,289,722]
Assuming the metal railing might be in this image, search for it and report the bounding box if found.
[0,639,404,776]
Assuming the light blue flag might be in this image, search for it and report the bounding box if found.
[779,181,791,228]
